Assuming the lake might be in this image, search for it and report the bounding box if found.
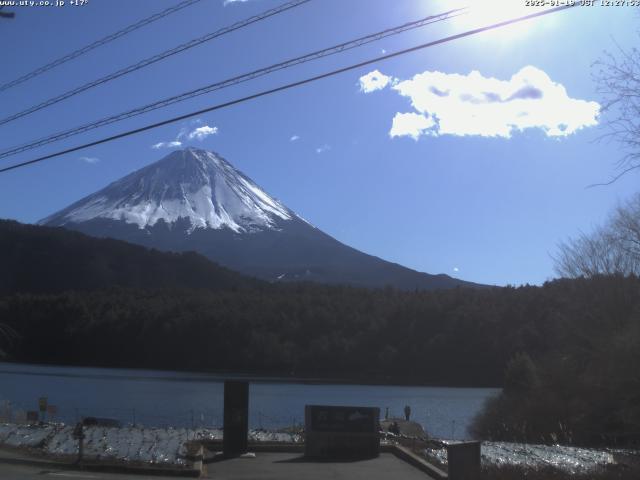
[0,362,500,440]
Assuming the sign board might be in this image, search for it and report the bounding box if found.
[223,381,249,456]
[305,405,380,458]
[26,411,39,423]
[47,405,58,416]
[38,397,47,412]
[447,441,481,480]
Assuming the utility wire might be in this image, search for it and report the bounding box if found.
[0,8,466,160]
[0,0,311,126]
[0,7,15,19]
[0,0,204,92]
[0,4,577,175]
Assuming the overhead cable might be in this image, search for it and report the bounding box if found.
[0,0,311,126]
[0,0,205,92]
[0,4,577,175]
[0,8,466,160]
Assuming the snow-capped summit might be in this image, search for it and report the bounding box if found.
[41,148,479,290]
[40,148,294,233]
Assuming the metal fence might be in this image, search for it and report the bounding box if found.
[0,399,305,431]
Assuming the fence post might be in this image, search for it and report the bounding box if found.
[73,422,85,465]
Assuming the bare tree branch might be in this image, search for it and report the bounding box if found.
[593,36,640,182]
[553,193,640,278]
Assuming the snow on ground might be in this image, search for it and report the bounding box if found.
[425,440,625,474]
[0,424,301,467]
[3,421,629,473]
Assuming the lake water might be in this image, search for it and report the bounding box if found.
[0,362,500,440]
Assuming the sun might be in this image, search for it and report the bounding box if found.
[468,1,533,24]
[430,0,545,39]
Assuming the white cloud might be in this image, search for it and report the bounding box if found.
[390,112,436,141]
[316,144,331,154]
[361,66,600,139]
[358,70,394,93]
[79,156,100,164]
[453,267,460,273]
[290,135,300,142]
[152,141,182,150]
[188,125,218,141]
[224,0,249,5]
[152,123,218,149]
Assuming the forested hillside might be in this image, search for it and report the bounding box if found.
[3,276,638,391]
[0,219,259,293]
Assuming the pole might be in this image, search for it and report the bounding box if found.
[73,422,85,465]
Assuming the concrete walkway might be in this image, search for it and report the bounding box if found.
[0,446,439,479]
[0,462,197,479]
[203,452,435,479]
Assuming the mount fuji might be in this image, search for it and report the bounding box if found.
[41,148,476,290]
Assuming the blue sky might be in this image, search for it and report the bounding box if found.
[0,0,638,286]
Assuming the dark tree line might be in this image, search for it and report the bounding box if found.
[1,284,509,385]
[470,275,640,446]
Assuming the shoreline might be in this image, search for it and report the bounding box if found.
[0,361,502,389]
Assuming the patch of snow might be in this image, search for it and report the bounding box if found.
[0,423,301,467]
[424,441,621,475]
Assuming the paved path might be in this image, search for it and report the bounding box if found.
[0,450,436,479]
[203,452,434,479]
[0,463,191,480]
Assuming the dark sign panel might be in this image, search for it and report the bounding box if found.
[448,441,481,480]
[305,405,380,459]
[308,405,378,433]
[223,380,249,456]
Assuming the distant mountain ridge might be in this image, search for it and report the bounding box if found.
[41,148,481,290]
[0,219,258,294]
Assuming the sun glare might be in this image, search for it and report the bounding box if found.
[440,0,548,39]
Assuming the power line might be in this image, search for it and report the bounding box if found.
[0,7,15,19]
[0,4,577,175]
[0,0,204,92]
[0,8,466,160]
[0,0,311,126]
